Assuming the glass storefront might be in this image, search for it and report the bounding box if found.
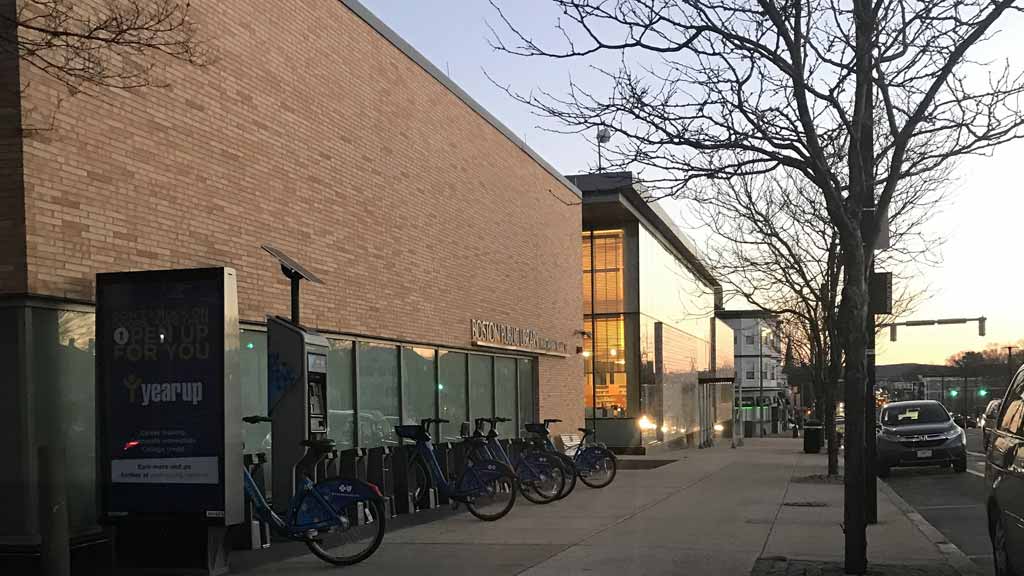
[583,223,718,449]
[5,304,541,542]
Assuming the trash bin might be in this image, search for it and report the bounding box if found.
[803,419,823,454]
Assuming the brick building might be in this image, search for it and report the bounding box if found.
[0,0,583,567]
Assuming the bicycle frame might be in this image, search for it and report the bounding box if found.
[411,437,500,501]
[242,465,359,538]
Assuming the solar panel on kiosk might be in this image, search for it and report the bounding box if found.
[260,244,323,284]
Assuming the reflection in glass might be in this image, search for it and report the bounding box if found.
[438,351,467,442]
[241,330,271,456]
[402,347,436,430]
[469,355,494,427]
[357,342,399,447]
[638,226,713,340]
[518,358,535,432]
[495,357,517,436]
[326,339,354,450]
[583,230,625,314]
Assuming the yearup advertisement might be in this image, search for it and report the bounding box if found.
[97,268,241,524]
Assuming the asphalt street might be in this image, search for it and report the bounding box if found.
[885,428,993,576]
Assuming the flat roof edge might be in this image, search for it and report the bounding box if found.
[337,0,583,199]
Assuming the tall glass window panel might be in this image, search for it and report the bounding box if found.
[582,233,593,316]
[593,315,627,417]
[326,339,355,450]
[638,226,713,340]
[438,351,467,442]
[495,357,517,436]
[402,347,436,433]
[518,358,536,434]
[241,330,270,457]
[591,230,625,314]
[469,355,494,427]
[357,342,399,447]
[31,310,98,534]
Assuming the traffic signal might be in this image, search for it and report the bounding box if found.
[979,388,988,397]
[979,317,986,337]
[949,389,959,398]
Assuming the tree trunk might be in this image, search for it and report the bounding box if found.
[825,383,839,476]
[840,242,869,573]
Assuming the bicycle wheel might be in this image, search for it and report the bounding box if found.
[459,460,518,521]
[516,451,564,504]
[306,498,386,566]
[409,455,433,510]
[554,452,578,499]
[577,446,617,489]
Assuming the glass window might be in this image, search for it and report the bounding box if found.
[469,355,494,426]
[241,330,270,456]
[746,370,755,380]
[590,315,627,417]
[402,347,436,431]
[638,226,713,339]
[326,339,354,450]
[31,309,97,534]
[518,358,535,433]
[745,334,754,345]
[997,374,1024,434]
[583,229,625,314]
[495,357,517,437]
[438,351,467,442]
[357,342,399,447]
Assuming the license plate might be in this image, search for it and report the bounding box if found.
[916,449,932,458]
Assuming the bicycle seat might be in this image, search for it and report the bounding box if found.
[301,438,336,452]
[395,424,430,442]
[578,428,595,435]
[524,423,550,435]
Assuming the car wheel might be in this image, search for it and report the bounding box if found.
[953,456,967,473]
[992,511,1017,576]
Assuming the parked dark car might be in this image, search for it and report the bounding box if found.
[984,399,1004,452]
[966,415,978,429]
[875,400,966,478]
[986,367,1024,576]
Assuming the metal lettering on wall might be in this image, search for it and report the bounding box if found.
[470,319,569,357]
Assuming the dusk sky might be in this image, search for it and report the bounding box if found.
[360,0,1024,366]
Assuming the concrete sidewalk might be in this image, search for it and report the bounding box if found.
[233,438,971,575]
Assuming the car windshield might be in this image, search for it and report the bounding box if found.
[881,404,949,426]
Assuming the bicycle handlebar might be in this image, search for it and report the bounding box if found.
[543,418,562,427]
[242,415,272,424]
[420,418,450,428]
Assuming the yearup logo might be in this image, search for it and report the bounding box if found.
[125,375,204,406]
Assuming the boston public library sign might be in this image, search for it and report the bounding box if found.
[470,319,569,357]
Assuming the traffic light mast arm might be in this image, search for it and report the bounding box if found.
[880,316,987,341]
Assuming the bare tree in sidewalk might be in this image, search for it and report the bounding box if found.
[489,1,1024,570]
[688,168,935,476]
[3,0,205,93]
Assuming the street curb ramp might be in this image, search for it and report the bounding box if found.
[877,479,984,576]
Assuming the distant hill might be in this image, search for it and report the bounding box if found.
[876,363,953,380]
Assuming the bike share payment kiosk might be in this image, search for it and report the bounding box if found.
[267,315,332,513]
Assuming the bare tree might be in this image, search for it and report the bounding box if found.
[688,166,934,475]
[489,1,1024,570]
[5,0,204,93]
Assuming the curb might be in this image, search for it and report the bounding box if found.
[877,479,984,576]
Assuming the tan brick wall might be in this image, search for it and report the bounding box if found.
[16,1,583,431]
[0,0,25,294]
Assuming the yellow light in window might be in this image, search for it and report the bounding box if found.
[581,350,592,358]
[609,348,618,357]
[638,415,658,430]
[714,424,725,432]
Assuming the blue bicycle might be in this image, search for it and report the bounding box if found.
[471,417,566,504]
[526,418,617,490]
[397,418,518,521]
[241,416,386,566]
